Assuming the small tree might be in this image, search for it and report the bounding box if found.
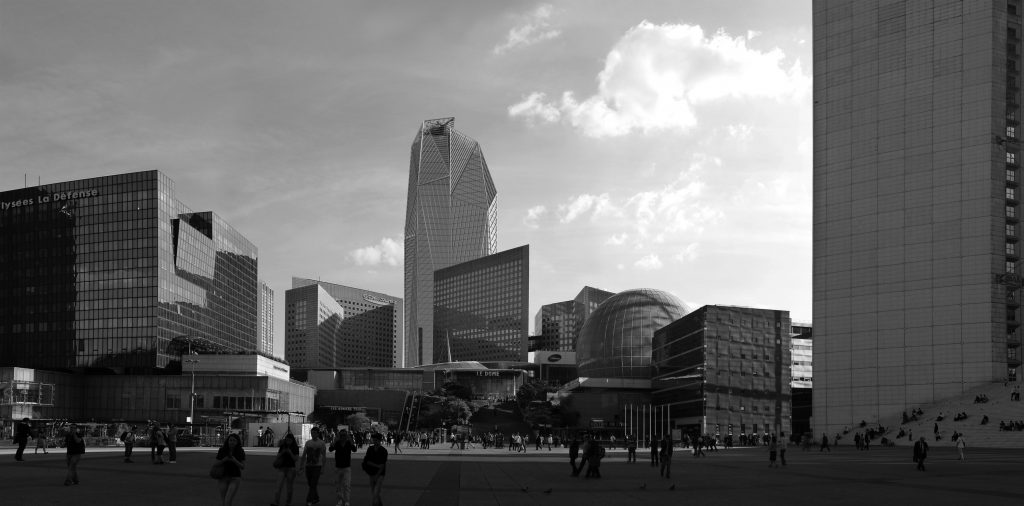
[345,412,373,433]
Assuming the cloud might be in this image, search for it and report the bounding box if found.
[634,254,663,270]
[523,205,548,228]
[349,237,403,267]
[507,21,810,137]
[674,243,699,263]
[508,92,561,123]
[557,193,617,223]
[493,4,561,55]
[605,233,628,246]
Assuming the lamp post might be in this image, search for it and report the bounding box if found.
[185,343,199,435]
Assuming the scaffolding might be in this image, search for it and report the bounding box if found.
[0,380,56,406]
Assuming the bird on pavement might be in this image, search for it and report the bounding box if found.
[669,484,676,491]
[640,482,647,490]
[543,488,553,494]
[521,486,529,492]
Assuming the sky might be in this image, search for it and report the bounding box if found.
[0,0,813,355]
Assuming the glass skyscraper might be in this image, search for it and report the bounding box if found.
[534,286,615,352]
[0,170,258,372]
[404,117,497,366]
[433,245,528,363]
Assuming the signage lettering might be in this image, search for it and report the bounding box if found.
[548,354,562,363]
[476,371,500,377]
[1,189,98,211]
[363,294,396,305]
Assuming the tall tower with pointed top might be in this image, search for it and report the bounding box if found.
[403,117,497,367]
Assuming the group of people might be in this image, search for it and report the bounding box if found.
[998,419,1024,431]
[11,418,85,486]
[215,428,389,506]
[119,421,178,464]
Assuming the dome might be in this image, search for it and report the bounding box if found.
[576,289,689,379]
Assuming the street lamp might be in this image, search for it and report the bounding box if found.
[185,344,199,436]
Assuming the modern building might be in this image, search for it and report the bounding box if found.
[258,280,275,357]
[814,0,1021,434]
[651,305,793,440]
[533,286,616,352]
[404,117,498,367]
[790,322,813,435]
[1,354,314,433]
[284,284,345,369]
[0,170,258,373]
[433,245,529,363]
[292,278,403,368]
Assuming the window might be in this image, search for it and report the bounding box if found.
[1009,126,1017,139]
[1009,224,1017,237]
[1010,188,1018,200]
[1008,261,1017,274]
[1009,206,1017,218]
[1010,169,1018,183]
[1010,243,1017,256]
[166,396,181,409]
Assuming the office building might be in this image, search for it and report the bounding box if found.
[0,170,258,372]
[814,0,1022,435]
[258,280,274,357]
[291,278,402,368]
[283,284,345,369]
[433,245,528,363]
[533,286,616,352]
[651,305,793,439]
[404,117,498,367]
[791,322,813,435]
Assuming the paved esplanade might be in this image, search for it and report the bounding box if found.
[1,445,1021,505]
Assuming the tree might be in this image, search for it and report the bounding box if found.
[442,381,473,401]
[516,380,555,412]
[345,412,373,433]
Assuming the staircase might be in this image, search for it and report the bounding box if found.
[855,382,1024,448]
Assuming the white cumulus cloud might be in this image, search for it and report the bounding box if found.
[507,21,810,137]
[350,237,403,267]
[493,4,561,55]
[557,193,617,223]
[605,233,628,246]
[634,254,663,270]
[674,243,700,263]
[523,204,548,228]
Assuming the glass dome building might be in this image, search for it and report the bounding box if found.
[576,289,689,379]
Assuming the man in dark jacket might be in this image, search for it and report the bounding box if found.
[913,436,929,471]
[330,429,358,506]
[14,418,31,461]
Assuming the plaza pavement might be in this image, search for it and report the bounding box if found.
[1,443,1021,505]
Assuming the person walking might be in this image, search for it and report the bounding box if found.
[123,425,137,463]
[659,435,673,478]
[271,433,300,506]
[298,427,328,506]
[650,434,660,467]
[956,434,966,462]
[913,436,929,471]
[329,429,358,506]
[34,423,48,454]
[569,437,581,476]
[166,424,178,463]
[819,433,831,452]
[13,417,31,461]
[362,433,388,506]
[626,434,637,462]
[768,435,779,468]
[63,423,85,486]
[152,425,167,464]
[215,433,246,506]
[392,431,402,454]
[585,439,604,478]
[779,433,787,467]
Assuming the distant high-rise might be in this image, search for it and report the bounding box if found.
[533,286,615,352]
[258,280,274,357]
[291,278,403,368]
[404,117,497,367]
[433,246,528,363]
[284,284,345,369]
[814,0,1021,435]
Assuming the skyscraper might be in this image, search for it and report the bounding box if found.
[404,117,497,367]
[258,280,274,357]
[0,170,259,372]
[813,0,1021,434]
[533,286,615,352]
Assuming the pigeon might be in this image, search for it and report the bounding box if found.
[669,484,676,491]
[521,486,529,492]
[640,482,647,490]
[543,488,553,494]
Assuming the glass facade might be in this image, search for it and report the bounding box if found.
[258,280,274,357]
[576,289,688,379]
[534,286,615,352]
[0,170,258,372]
[651,305,793,438]
[404,117,497,367]
[433,245,529,363]
[291,278,402,368]
[284,284,345,369]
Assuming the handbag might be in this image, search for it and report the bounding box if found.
[272,451,288,469]
[210,460,226,479]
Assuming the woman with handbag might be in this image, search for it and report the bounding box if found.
[271,433,300,506]
[214,433,246,506]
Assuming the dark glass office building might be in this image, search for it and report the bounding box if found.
[534,286,615,352]
[0,170,258,372]
[433,245,528,363]
[651,305,792,438]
